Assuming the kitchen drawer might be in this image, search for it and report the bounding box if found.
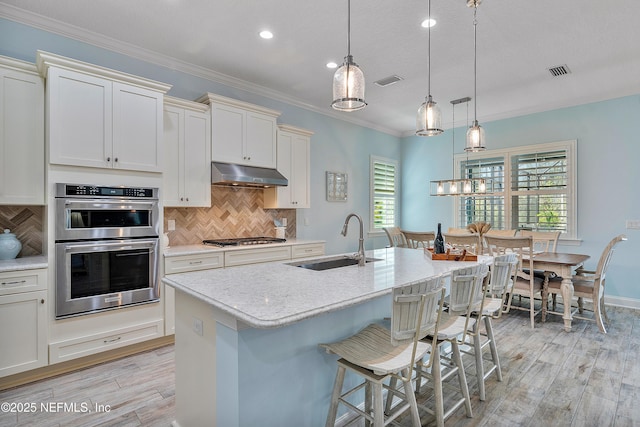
[0,269,46,296]
[291,243,325,259]
[165,252,224,274]
[49,319,164,363]
[224,246,292,267]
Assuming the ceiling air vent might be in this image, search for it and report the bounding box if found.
[548,65,571,77]
[374,75,404,87]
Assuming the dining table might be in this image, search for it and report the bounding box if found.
[524,252,590,332]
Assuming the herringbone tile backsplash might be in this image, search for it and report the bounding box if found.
[0,206,45,256]
[164,187,296,246]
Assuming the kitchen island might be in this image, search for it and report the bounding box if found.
[162,247,489,427]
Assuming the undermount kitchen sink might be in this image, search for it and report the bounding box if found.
[289,256,382,271]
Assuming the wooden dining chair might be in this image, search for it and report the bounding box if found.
[407,264,487,426]
[447,227,471,234]
[545,234,627,333]
[519,230,561,253]
[479,229,516,254]
[383,226,408,248]
[320,276,445,427]
[464,253,517,401]
[484,235,543,328]
[401,230,435,249]
[443,233,481,254]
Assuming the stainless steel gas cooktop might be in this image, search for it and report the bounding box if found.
[202,237,286,247]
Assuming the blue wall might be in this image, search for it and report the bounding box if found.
[402,96,640,302]
[2,17,637,303]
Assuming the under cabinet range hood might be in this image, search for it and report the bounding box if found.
[211,162,288,188]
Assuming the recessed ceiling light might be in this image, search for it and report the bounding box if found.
[326,62,338,69]
[259,30,273,39]
[421,18,436,28]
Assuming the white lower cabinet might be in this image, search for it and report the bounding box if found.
[291,243,325,259]
[0,269,47,377]
[224,246,292,267]
[164,252,224,274]
[49,320,164,364]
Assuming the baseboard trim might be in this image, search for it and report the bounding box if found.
[605,296,640,310]
[0,335,175,391]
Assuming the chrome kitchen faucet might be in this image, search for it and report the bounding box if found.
[341,213,365,266]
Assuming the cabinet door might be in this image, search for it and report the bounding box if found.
[211,103,245,164]
[273,131,293,207]
[112,82,163,172]
[245,111,277,168]
[0,66,44,204]
[163,106,184,206]
[290,133,310,208]
[0,290,47,377]
[183,110,211,206]
[47,67,112,168]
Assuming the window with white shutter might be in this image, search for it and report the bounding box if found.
[455,140,576,239]
[370,156,398,231]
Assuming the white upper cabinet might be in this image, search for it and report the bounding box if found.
[163,96,211,207]
[36,51,171,172]
[198,93,281,169]
[264,124,312,209]
[0,56,45,205]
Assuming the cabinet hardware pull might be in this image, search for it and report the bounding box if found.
[189,260,203,265]
[106,157,111,162]
[114,157,118,162]
[180,197,184,201]
[40,299,45,304]
[1,280,27,286]
[104,336,122,344]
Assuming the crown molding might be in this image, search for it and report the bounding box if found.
[0,4,401,137]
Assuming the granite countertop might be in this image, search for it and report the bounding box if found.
[0,255,48,273]
[163,247,491,329]
[163,239,325,257]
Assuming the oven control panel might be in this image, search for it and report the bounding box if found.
[56,183,158,199]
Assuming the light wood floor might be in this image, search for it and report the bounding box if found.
[1,305,638,427]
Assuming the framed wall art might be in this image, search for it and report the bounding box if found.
[326,171,347,202]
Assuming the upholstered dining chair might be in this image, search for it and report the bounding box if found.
[401,230,435,249]
[443,233,482,254]
[383,226,408,248]
[545,234,627,333]
[484,235,543,328]
[320,276,445,427]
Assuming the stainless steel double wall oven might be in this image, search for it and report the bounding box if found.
[55,183,160,318]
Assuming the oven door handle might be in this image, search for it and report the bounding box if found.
[63,199,157,211]
[61,239,158,254]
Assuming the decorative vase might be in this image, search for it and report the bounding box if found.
[0,229,22,260]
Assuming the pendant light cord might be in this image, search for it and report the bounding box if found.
[473,5,478,123]
[347,0,351,57]
[427,0,432,96]
[452,100,455,176]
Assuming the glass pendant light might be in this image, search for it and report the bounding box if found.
[465,0,486,152]
[416,0,443,136]
[332,0,366,111]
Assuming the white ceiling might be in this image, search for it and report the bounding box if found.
[2,0,639,136]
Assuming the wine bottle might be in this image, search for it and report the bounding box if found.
[434,223,445,254]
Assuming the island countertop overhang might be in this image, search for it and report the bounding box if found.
[162,247,490,329]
